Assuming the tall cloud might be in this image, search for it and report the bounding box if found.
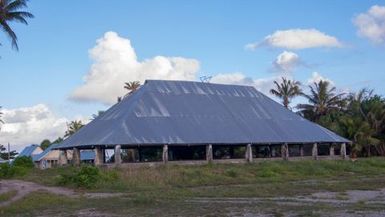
[0,104,68,151]
[353,5,385,44]
[70,32,200,104]
[245,29,342,50]
[272,51,300,72]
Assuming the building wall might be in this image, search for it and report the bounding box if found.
[32,147,44,156]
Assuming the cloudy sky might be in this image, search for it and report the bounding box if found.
[1,1,385,151]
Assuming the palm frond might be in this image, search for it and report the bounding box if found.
[0,0,33,50]
[0,20,18,49]
[5,0,27,11]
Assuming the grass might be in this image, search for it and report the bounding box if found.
[94,158,385,194]
[0,190,17,203]
[2,158,385,216]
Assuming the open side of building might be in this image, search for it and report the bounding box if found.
[55,80,350,166]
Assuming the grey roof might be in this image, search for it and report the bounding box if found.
[57,80,349,149]
[19,144,40,157]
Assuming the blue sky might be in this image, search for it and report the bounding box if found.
[1,1,385,149]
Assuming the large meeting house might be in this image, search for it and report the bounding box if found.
[55,80,350,166]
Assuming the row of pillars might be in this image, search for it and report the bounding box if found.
[61,143,347,166]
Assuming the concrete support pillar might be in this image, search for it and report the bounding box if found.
[59,150,68,166]
[162,145,168,163]
[340,143,347,160]
[299,144,304,157]
[329,144,335,157]
[281,143,289,160]
[245,144,253,163]
[72,148,80,166]
[94,146,103,166]
[114,145,122,165]
[312,143,318,160]
[206,144,213,163]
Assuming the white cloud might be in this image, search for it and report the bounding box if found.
[211,73,291,96]
[211,73,255,86]
[70,32,200,104]
[246,29,342,50]
[307,72,335,86]
[272,51,300,72]
[353,5,385,44]
[0,104,68,152]
[69,31,310,107]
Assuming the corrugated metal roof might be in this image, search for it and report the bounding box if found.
[33,143,60,162]
[80,150,95,161]
[19,144,40,157]
[33,144,95,161]
[57,80,349,149]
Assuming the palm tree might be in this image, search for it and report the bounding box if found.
[297,80,345,122]
[0,0,34,50]
[336,90,384,157]
[124,81,141,94]
[64,120,84,138]
[270,77,302,109]
[40,139,51,150]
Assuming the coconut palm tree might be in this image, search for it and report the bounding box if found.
[270,77,302,109]
[0,0,34,50]
[336,89,385,157]
[64,120,84,138]
[124,81,141,94]
[297,80,345,122]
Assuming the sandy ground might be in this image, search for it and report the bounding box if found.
[0,180,124,207]
[187,188,385,204]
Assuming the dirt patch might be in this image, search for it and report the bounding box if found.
[187,188,385,206]
[0,180,124,207]
[76,208,122,217]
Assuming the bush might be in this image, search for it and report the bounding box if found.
[0,163,14,178]
[0,156,34,178]
[58,165,102,188]
[13,156,34,168]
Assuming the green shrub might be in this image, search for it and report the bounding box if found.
[57,165,102,188]
[11,166,31,176]
[13,156,34,168]
[0,163,15,178]
[0,156,34,178]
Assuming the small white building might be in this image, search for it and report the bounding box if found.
[32,144,61,169]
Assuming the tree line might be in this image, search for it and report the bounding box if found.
[270,78,385,157]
